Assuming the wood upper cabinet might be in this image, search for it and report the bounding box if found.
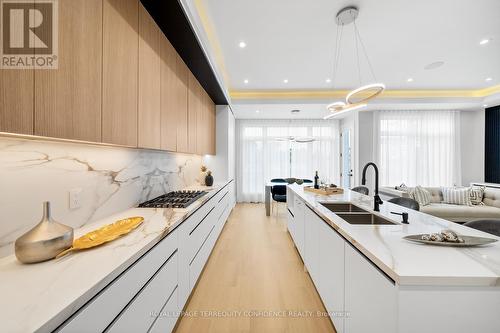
[207,93,216,155]
[0,0,34,135]
[196,87,216,155]
[175,55,189,153]
[0,70,34,135]
[159,33,178,151]
[138,2,160,149]
[102,0,138,146]
[34,0,102,142]
[187,71,199,154]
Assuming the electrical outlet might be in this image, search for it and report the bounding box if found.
[69,188,82,210]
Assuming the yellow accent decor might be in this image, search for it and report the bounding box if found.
[56,217,144,258]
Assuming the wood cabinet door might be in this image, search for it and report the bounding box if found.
[34,0,102,142]
[0,1,33,135]
[196,87,206,155]
[0,70,34,135]
[138,3,160,149]
[159,34,178,151]
[187,71,199,154]
[208,96,216,155]
[102,0,138,146]
[175,55,189,153]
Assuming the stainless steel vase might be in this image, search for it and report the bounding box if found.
[15,202,74,264]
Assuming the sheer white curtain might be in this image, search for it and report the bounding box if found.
[236,119,339,202]
[373,110,461,187]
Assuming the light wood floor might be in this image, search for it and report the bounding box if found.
[174,203,336,333]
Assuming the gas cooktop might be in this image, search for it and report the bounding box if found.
[138,190,207,209]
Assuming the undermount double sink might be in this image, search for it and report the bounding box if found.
[319,202,397,225]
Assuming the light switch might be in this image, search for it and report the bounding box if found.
[69,188,83,210]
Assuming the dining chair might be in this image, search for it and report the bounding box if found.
[270,185,287,216]
[464,219,500,237]
[351,186,369,195]
[388,197,420,211]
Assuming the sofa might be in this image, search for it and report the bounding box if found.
[380,184,500,223]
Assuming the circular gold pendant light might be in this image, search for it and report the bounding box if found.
[325,6,385,118]
[345,83,386,104]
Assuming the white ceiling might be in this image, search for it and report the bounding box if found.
[201,0,500,91]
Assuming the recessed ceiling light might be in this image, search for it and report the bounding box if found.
[283,79,288,83]
[483,104,488,108]
[479,38,490,45]
[326,78,331,83]
[407,78,414,82]
[244,79,249,84]
[486,77,493,82]
[239,41,247,48]
[424,61,445,70]
[255,110,260,113]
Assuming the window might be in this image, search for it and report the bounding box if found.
[374,110,461,187]
[236,120,339,202]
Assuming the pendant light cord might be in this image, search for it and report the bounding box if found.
[332,22,344,89]
[354,16,362,86]
[353,20,377,82]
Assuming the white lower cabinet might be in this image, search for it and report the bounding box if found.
[107,252,179,333]
[58,181,234,333]
[318,217,345,333]
[148,287,179,333]
[292,196,305,257]
[293,198,396,333]
[344,243,397,333]
[304,207,320,285]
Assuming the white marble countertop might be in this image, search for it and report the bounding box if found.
[0,180,232,333]
[289,184,500,287]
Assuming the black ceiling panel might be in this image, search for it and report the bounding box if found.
[141,0,228,105]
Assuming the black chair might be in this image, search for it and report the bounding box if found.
[464,219,500,237]
[351,186,369,195]
[270,178,287,183]
[270,185,287,215]
[302,179,313,183]
[388,197,420,211]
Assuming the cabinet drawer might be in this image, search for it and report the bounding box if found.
[188,205,218,263]
[148,286,179,333]
[189,223,216,289]
[59,231,178,332]
[107,251,178,333]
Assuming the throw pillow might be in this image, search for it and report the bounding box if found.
[395,183,408,192]
[469,186,485,205]
[441,187,471,206]
[410,186,431,206]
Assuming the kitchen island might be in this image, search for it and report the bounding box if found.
[286,184,500,333]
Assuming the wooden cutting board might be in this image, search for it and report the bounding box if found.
[304,186,344,195]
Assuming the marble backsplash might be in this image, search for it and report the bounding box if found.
[0,137,202,257]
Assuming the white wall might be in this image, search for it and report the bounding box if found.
[357,112,376,194]
[461,109,485,185]
[203,105,235,182]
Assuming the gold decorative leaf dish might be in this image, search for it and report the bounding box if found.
[56,216,144,258]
